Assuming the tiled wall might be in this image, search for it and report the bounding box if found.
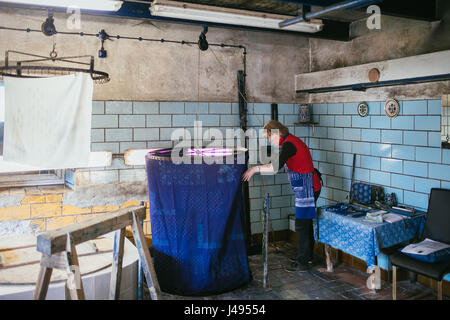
[307,99,449,211]
[88,101,302,235]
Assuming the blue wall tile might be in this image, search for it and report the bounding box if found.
[402,100,427,115]
[427,100,442,115]
[360,156,381,170]
[298,99,447,214]
[361,129,381,142]
[320,115,335,127]
[429,164,450,181]
[368,102,381,115]
[415,116,441,131]
[320,139,335,151]
[351,116,371,128]
[252,103,271,114]
[381,130,403,144]
[370,170,390,186]
[391,174,414,191]
[428,132,442,147]
[404,131,428,146]
[443,149,450,165]
[415,147,441,163]
[334,165,352,179]
[354,168,370,182]
[311,126,328,138]
[312,104,327,115]
[404,191,429,210]
[319,162,335,175]
[344,103,358,115]
[391,116,414,130]
[308,138,320,149]
[295,126,310,137]
[392,145,415,160]
[327,151,343,164]
[159,102,184,114]
[328,103,344,115]
[312,150,327,162]
[335,140,352,153]
[352,141,372,155]
[371,143,391,157]
[335,116,352,127]
[326,176,343,189]
[328,127,344,140]
[278,104,294,114]
[403,161,428,177]
[414,177,441,194]
[185,102,209,114]
[371,116,391,129]
[381,158,403,173]
[344,128,361,141]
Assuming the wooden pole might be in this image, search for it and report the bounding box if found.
[109,227,126,300]
[131,211,161,300]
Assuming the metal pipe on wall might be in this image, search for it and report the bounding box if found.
[278,0,381,28]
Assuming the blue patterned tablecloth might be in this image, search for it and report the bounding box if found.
[314,204,426,267]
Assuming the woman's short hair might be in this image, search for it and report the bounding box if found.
[263,120,289,137]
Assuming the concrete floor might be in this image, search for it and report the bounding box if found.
[150,241,446,300]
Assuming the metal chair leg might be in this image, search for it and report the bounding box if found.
[437,280,442,300]
[392,265,397,300]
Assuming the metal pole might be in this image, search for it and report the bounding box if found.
[262,193,270,288]
[137,219,144,300]
[279,0,380,28]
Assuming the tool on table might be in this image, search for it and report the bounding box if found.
[349,154,356,204]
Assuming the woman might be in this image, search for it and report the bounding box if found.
[242,120,322,272]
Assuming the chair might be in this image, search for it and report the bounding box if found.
[391,188,450,300]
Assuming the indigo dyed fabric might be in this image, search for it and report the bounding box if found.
[315,204,426,267]
[285,166,316,219]
[145,153,251,296]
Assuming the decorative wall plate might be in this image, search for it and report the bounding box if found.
[384,99,400,118]
[357,102,369,117]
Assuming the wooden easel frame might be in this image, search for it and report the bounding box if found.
[33,205,160,300]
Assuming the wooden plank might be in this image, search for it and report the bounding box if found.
[0,249,112,270]
[109,228,125,300]
[64,234,85,300]
[32,266,53,300]
[131,212,161,300]
[295,50,450,92]
[36,206,146,255]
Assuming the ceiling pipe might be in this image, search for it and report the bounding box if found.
[278,0,383,28]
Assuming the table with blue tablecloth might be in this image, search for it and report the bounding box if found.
[314,203,426,269]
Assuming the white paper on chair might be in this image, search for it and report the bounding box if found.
[401,238,450,256]
[3,73,93,168]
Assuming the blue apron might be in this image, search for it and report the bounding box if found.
[285,165,316,220]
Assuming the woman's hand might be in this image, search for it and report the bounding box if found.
[242,166,259,182]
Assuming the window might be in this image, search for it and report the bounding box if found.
[0,82,65,187]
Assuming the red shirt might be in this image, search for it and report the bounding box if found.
[279,134,322,192]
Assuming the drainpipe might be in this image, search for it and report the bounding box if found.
[278,0,383,28]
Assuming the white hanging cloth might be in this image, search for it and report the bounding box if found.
[3,73,93,168]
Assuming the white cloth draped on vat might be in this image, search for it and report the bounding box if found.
[3,73,93,168]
